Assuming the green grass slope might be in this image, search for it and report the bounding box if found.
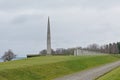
[97,66,120,80]
[0,55,120,80]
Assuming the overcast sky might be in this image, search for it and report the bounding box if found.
[0,0,120,57]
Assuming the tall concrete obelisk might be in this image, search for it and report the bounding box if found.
[47,17,51,55]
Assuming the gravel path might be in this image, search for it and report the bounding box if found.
[54,60,120,80]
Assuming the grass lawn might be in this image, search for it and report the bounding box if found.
[0,55,120,80]
[97,66,120,80]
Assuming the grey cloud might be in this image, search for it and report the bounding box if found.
[0,0,120,56]
[0,0,120,11]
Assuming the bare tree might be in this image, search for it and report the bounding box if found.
[111,43,119,54]
[87,43,100,51]
[39,49,55,55]
[2,50,16,62]
[56,48,66,54]
[39,49,47,55]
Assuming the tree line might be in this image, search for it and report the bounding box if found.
[40,48,75,56]
[40,42,120,55]
[83,42,120,54]
[2,42,120,62]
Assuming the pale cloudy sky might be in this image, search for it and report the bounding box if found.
[0,0,120,57]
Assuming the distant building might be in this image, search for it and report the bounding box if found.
[74,48,103,56]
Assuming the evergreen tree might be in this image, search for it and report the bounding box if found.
[117,42,120,53]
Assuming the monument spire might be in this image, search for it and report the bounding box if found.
[47,17,51,55]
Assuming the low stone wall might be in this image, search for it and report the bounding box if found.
[74,49,105,56]
[27,54,41,58]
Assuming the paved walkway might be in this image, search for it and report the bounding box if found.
[54,60,120,80]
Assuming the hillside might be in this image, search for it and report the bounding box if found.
[0,55,119,80]
[97,65,120,80]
